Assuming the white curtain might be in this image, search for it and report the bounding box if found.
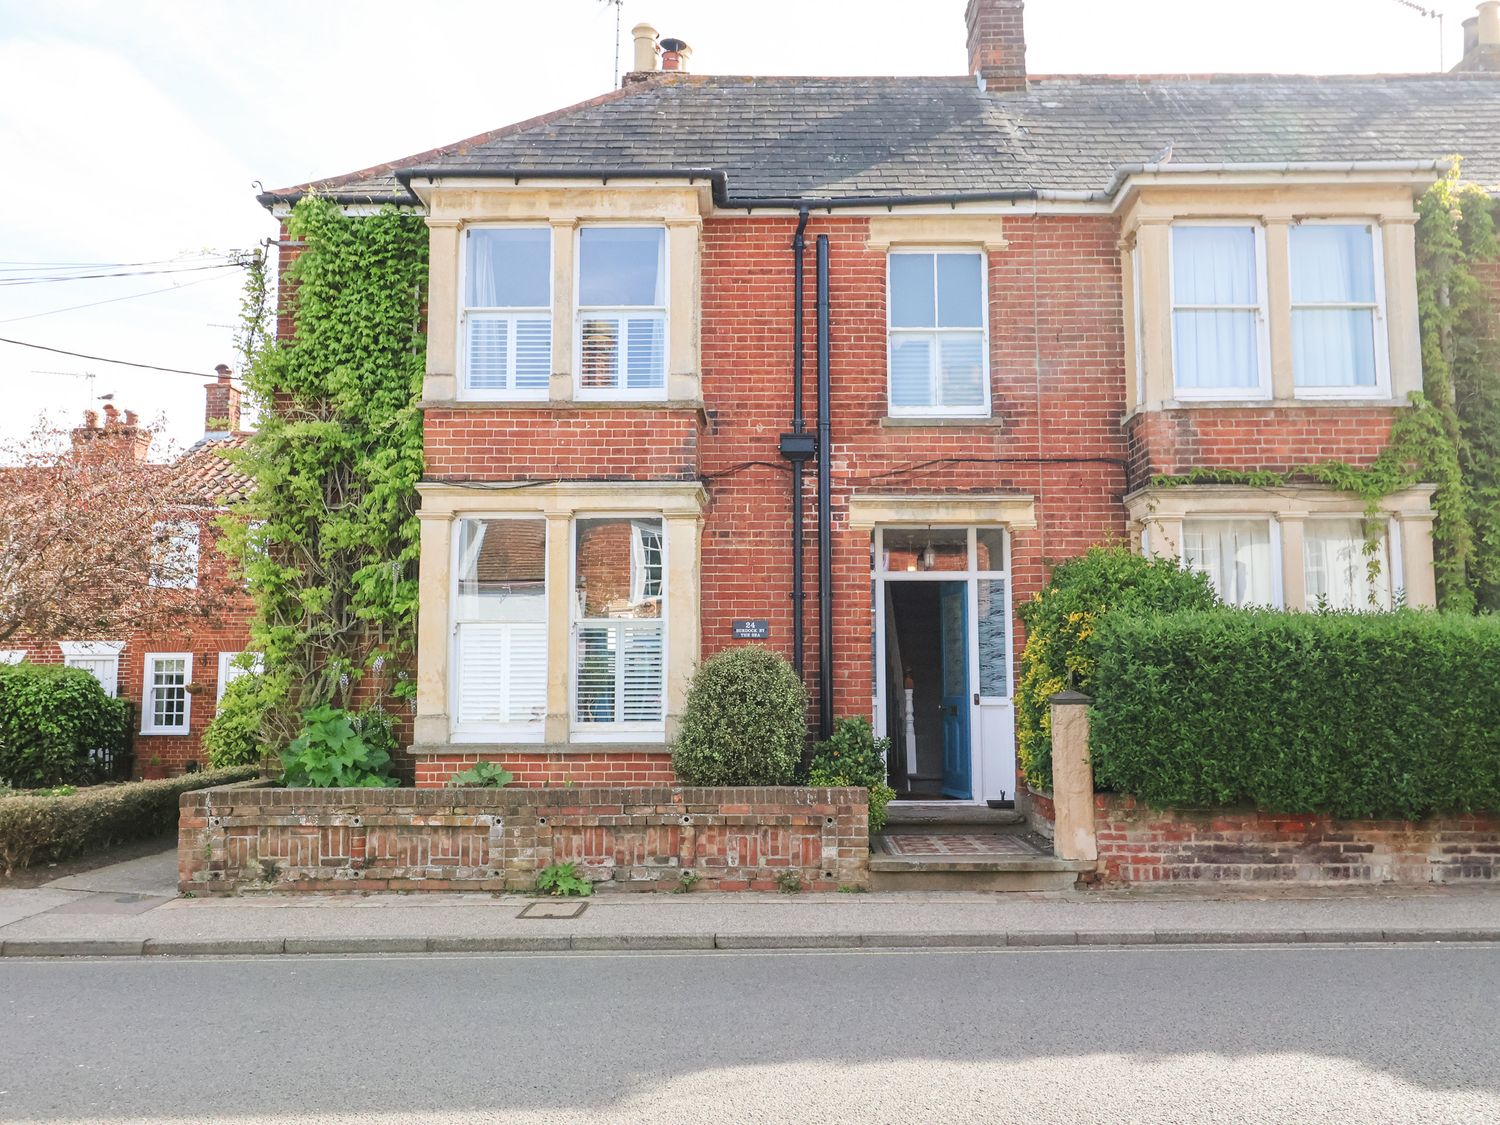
[1172,226,1261,391]
[1303,519,1391,610]
[1291,224,1378,389]
[1182,519,1274,606]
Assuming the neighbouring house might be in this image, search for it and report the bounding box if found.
[256,0,1500,804]
[1,369,256,777]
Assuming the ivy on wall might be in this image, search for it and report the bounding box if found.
[217,198,429,748]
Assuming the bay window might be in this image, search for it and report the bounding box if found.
[577,227,667,396]
[887,250,988,415]
[573,517,665,732]
[1182,519,1276,607]
[462,227,552,398]
[1290,223,1386,394]
[1171,224,1268,398]
[1304,518,1392,611]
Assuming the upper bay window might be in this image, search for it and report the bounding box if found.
[887,250,988,417]
[1290,223,1387,395]
[462,227,552,398]
[1170,224,1269,399]
[577,227,667,397]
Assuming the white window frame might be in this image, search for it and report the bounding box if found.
[1131,244,1146,408]
[1302,516,1398,611]
[457,224,553,402]
[1179,515,1284,608]
[1289,219,1391,400]
[149,520,200,589]
[142,652,193,735]
[448,514,550,744]
[570,514,668,741]
[573,224,669,402]
[885,246,991,418]
[59,640,124,697]
[0,650,24,665]
[216,651,263,702]
[1169,221,1272,401]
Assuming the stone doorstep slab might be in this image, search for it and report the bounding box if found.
[868,855,1097,875]
[5,929,1500,959]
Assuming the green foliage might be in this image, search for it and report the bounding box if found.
[447,761,514,788]
[1015,548,1218,792]
[805,716,897,833]
[671,646,808,786]
[673,869,701,893]
[1089,609,1500,820]
[775,870,802,894]
[536,862,593,897]
[0,663,129,789]
[201,667,286,769]
[280,706,398,788]
[224,196,428,751]
[0,767,258,875]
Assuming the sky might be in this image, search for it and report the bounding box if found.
[0,0,1483,455]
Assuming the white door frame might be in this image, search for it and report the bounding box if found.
[871,525,1015,805]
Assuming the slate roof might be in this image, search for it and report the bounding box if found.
[263,72,1500,208]
[172,434,253,507]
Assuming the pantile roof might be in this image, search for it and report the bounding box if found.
[172,434,254,507]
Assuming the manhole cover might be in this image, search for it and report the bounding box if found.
[518,900,589,919]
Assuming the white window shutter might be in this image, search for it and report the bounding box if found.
[457,623,547,727]
[621,625,664,723]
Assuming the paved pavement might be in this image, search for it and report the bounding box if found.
[2,945,1497,1122]
[4,847,1500,956]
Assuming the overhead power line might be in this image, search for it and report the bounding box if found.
[0,261,239,287]
[0,270,240,325]
[0,335,213,378]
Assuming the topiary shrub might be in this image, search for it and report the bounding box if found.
[805,716,897,832]
[1015,546,1217,793]
[672,646,807,786]
[0,663,129,789]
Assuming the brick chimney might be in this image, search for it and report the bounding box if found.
[204,363,241,439]
[1455,3,1500,72]
[966,0,1027,92]
[70,402,152,462]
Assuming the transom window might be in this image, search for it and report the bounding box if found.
[1171,224,1269,398]
[1182,519,1277,607]
[573,517,665,731]
[1304,518,1392,611]
[577,227,667,397]
[1290,223,1386,394]
[462,227,552,398]
[887,250,988,416]
[143,653,191,734]
[149,520,200,589]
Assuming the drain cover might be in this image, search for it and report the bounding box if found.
[518,900,589,919]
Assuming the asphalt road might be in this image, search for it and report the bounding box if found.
[2,945,1497,1124]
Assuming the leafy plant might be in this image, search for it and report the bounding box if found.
[536,862,593,897]
[805,716,897,833]
[775,870,802,894]
[280,706,398,788]
[202,666,285,769]
[447,761,514,788]
[673,869,701,893]
[1015,547,1218,792]
[672,646,807,786]
[0,663,129,789]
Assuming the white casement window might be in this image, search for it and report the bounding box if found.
[59,641,124,697]
[887,249,988,416]
[1182,519,1278,607]
[0,650,24,665]
[462,227,553,398]
[573,516,665,733]
[1290,223,1388,396]
[143,653,192,734]
[577,227,667,397]
[216,651,264,702]
[149,520,200,589]
[1170,224,1270,399]
[451,518,548,740]
[1304,518,1393,611]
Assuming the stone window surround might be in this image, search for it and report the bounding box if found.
[422,185,703,408]
[1125,484,1437,610]
[413,480,705,751]
[1120,181,1426,417]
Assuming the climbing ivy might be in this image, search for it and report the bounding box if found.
[216,197,428,748]
[1154,164,1500,613]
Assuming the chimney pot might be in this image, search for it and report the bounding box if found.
[630,22,660,77]
[965,0,1027,93]
[659,37,691,72]
[1455,4,1500,70]
[1481,1,1500,45]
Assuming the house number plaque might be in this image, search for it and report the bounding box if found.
[732,619,770,640]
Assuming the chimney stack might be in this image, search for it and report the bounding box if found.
[1456,2,1500,71]
[204,363,241,439]
[659,37,691,73]
[71,402,151,462]
[966,0,1027,92]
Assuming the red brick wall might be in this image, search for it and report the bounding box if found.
[1127,406,1400,481]
[423,408,699,481]
[413,751,675,788]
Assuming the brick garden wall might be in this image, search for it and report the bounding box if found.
[180,783,869,894]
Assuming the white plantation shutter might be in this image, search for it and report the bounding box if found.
[466,315,552,394]
[456,623,547,727]
[579,314,665,392]
[574,621,663,725]
[621,624,664,723]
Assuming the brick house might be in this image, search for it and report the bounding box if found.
[258,1,1500,804]
[1,370,255,776]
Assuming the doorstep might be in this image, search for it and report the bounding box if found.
[870,826,1093,892]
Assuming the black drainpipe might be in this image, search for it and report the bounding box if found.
[815,233,833,740]
[778,208,813,679]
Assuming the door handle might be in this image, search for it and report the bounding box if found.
[973,693,980,705]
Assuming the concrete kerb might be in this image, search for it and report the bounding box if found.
[5,929,1500,958]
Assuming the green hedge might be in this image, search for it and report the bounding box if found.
[0,663,130,788]
[1089,610,1500,820]
[0,766,260,876]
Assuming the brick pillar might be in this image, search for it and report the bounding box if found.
[204,364,241,437]
[965,0,1027,92]
[1048,690,1098,863]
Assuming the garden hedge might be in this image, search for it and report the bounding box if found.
[1089,610,1500,820]
[0,766,260,875]
[0,662,130,788]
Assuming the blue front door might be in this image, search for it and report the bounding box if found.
[939,581,972,800]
